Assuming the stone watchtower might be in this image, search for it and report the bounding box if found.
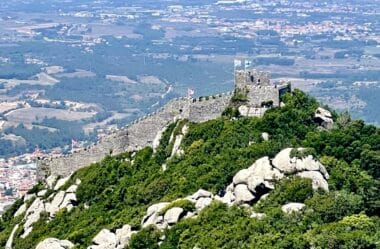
[234,68,291,116]
[235,69,271,91]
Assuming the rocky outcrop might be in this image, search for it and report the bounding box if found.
[314,107,334,129]
[170,124,189,158]
[22,197,45,238]
[5,224,19,249]
[164,207,185,224]
[281,203,306,214]
[14,203,27,217]
[216,148,329,207]
[54,175,71,190]
[89,229,116,249]
[142,202,170,230]
[88,225,136,249]
[36,238,74,249]
[10,176,82,240]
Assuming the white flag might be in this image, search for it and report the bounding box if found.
[245,60,252,69]
[187,88,195,97]
[234,59,242,68]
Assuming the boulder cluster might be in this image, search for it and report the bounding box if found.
[8,147,329,249]
[141,189,212,230]
[36,238,74,249]
[87,225,135,249]
[216,148,329,207]
[5,175,81,249]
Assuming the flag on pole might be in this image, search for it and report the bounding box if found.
[234,59,242,68]
[71,139,78,148]
[187,88,195,98]
[244,59,252,69]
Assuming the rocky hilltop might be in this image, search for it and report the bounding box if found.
[0,88,379,249]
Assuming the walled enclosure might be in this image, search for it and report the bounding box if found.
[37,69,291,178]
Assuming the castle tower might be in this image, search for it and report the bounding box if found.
[234,69,271,91]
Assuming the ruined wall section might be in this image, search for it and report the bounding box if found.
[189,93,233,123]
[37,94,233,178]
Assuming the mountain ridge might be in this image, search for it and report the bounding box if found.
[0,89,379,249]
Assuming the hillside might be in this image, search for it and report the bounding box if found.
[0,90,379,249]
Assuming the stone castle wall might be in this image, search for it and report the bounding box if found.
[246,86,280,107]
[37,93,233,178]
[38,69,290,179]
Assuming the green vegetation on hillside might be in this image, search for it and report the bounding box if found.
[0,90,379,248]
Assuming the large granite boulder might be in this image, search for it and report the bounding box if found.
[46,191,65,216]
[232,168,251,185]
[14,203,27,217]
[234,184,255,204]
[142,202,170,228]
[272,148,296,173]
[46,175,58,189]
[23,198,45,236]
[90,229,116,249]
[54,175,71,191]
[36,238,74,249]
[164,207,185,224]
[249,156,283,180]
[116,225,135,249]
[5,224,19,249]
[195,197,213,211]
[315,107,334,129]
[281,203,306,214]
[191,189,213,200]
[297,171,329,192]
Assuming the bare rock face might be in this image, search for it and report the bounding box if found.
[54,175,71,191]
[37,189,48,197]
[297,171,329,192]
[115,225,135,249]
[249,156,283,180]
[233,168,251,185]
[191,189,213,200]
[14,203,27,217]
[36,238,74,249]
[142,202,170,228]
[90,229,117,249]
[23,198,45,237]
[315,107,334,129]
[46,191,66,216]
[23,193,35,202]
[5,224,19,249]
[234,184,255,204]
[46,175,58,189]
[66,185,78,193]
[272,148,296,174]
[281,203,306,214]
[164,207,185,224]
[146,202,170,218]
[195,197,213,211]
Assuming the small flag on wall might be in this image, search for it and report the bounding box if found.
[244,59,252,69]
[187,88,195,98]
[234,59,242,68]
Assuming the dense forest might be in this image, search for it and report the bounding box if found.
[0,90,379,248]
